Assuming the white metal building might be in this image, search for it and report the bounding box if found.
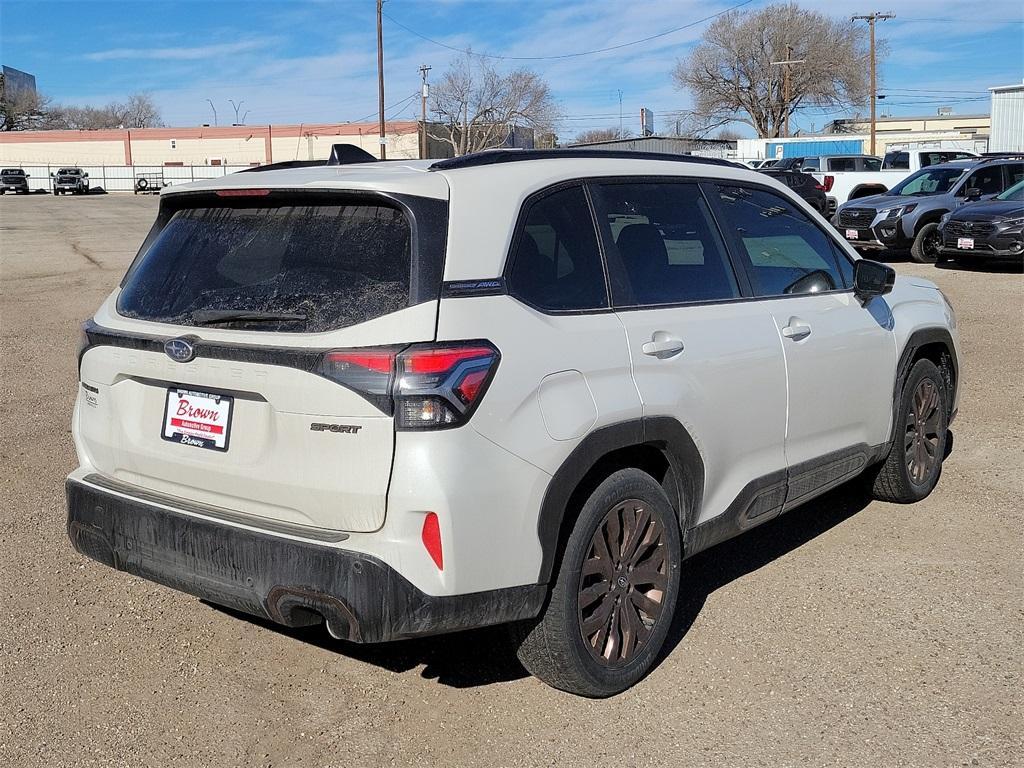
[989,82,1024,152]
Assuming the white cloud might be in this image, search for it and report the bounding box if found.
[84,39,274,62]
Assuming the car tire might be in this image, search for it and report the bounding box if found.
[514,468,681,697]
[869,358,949,503]
[910,223,941,263]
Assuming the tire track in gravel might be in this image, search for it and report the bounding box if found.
[71,240,103,268]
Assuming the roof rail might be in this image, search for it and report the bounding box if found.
[428,148,742,171]
[975,153,1024,163]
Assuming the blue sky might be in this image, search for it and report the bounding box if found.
[1,0,1022,139]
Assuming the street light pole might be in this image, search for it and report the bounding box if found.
[852,12,894,156]
[205,99,217,126]
[376,0,387,159]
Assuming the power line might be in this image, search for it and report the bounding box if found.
[896,17,1024,24]
[381,0,755,61]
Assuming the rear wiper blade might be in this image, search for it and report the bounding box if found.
[191,309,307,324]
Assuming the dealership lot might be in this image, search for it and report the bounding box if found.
[1,194,1021,767]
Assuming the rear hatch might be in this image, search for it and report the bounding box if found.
[77,184,448,534]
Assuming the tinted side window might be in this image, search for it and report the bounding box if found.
[1003,163,1024,187]
[714,185,850,296]
[884,152,910,170]
[591,182,739,306]
[862,157,882,171]
[961,165,1004,196]
[828,157,856,172]
[508,186,607,311]
[802,158,820,171]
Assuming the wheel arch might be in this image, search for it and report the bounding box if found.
[913,210,949,235]
[850,184,888,200]
[888,327,958,447]
[535,417,704,584]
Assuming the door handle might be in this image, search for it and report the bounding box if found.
[642,332,684,358]
[781,321,812,341]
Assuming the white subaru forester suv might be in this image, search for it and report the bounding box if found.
[68,148,960,697]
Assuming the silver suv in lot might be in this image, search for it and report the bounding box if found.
[835,157,1024,262]
[68,149,960,696]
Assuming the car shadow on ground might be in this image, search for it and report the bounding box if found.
[934,259,1023,274]
[207,477,883,691]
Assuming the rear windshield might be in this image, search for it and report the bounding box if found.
[2,168,24,175]
[117,199,418,333]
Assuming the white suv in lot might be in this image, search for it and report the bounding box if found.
[68,149,960,697]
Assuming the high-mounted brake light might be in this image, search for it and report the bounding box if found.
[215,188,272,197]
[316,341,499,429]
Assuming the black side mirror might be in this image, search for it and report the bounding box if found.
[854,259,895,302]
[965,187,982,201]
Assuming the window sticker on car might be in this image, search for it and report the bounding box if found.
[162,389,233,451]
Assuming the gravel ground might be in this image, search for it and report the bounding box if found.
[1,194,1021,768]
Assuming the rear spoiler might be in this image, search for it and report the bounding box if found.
[239,144,378,173]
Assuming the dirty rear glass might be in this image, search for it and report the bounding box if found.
[117,199,414,333]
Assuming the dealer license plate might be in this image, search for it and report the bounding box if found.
[846,229,858,239]
[162,388,233,451]
[957,237,974,250]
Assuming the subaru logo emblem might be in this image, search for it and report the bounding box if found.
[164,338,196,363]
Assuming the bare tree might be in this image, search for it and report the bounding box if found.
[672,2,872,138]
[41,92,164,130]
[109,93,164,128]
[429,53,559,156]
[574,127,631,144]
[0,74,51,131]
[715,128,743,142]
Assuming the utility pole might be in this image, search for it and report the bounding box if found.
[852,12,894,156]
[419,64,431,159]
[770,46,806,138]
[376,0,387,159]
[617,90,623,137]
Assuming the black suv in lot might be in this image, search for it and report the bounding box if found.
[1,168,31,194]
[758,169,828,214]
[938,179,1024,264]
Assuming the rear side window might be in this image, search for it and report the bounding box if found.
[883,152,910,170]
[507,185,608,311]
[118,198,419,333]
[827,157,856,172]
[591,182,739,306]
[862,157,882,171]
[714,185,851,296]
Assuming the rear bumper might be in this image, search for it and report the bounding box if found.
[66,477,546,643]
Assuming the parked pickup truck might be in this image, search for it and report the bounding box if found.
[0,168,31,194]
[812,149,979,211]
[51,167,90,195]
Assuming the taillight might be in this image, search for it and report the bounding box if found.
[316,341,499,429]
[395,342,499,430]
[318,347,400,412]
[822,175,835,193]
